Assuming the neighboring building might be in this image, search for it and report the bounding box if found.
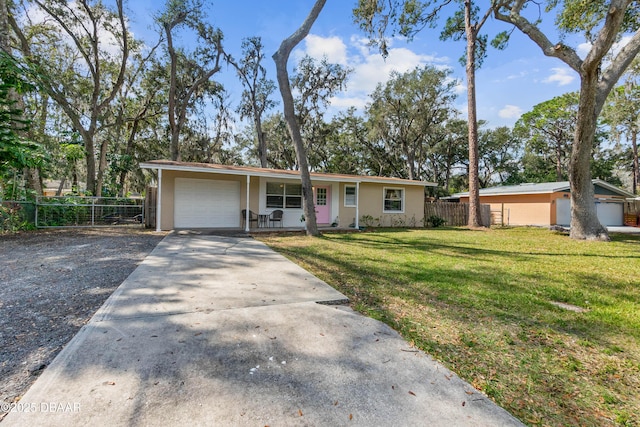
[447,180,634,227]
[140,161,435,231]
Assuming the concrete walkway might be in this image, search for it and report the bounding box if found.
[5,234,523,426]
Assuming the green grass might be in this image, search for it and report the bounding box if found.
[257,227,640,426]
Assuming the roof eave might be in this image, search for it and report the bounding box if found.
[139,161,435,187]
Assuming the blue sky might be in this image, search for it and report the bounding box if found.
[127,0,593,129]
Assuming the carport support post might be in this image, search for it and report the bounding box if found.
[245,174,250,232]
[355,181,360,229]
[156,169,162,232]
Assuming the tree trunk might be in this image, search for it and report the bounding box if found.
[272,0,326,236]
[465,1,483,228]
[255,117,268,168]
[632,128,638,195]
[26,168,43,195]
[165,21,180,161]
[556,139,563,181]
[82,129,97,195]
[569,71,609,240]
[96,137,109,197]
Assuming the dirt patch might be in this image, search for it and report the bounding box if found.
[0,227,166,418]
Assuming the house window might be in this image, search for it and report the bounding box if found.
[267,182,302,209]
[344,185,357,207]
[383,187,404,213]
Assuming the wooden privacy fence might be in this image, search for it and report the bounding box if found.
[624,199,640,226]
[425,202,491,227]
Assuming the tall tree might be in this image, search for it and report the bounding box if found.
[515,92,579,182]
[104,41,166,196]
[494,0,640,240]
[229,37,277,168]
[157,0,225,161]
[272,0,326,236]
[9,0,130,196]
[0,51,42,188]
[603,61,640,194]
[478,125,522,187]
[366,65,458,181]
[432,118,468,192]
[291,55,350,171]
[1,0,43,196]
[321,108,371,175]
[354,0,507,228]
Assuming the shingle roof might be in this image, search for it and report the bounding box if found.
[140,160,436,187]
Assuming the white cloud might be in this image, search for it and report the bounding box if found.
[329,96,368,110]
[543,67,575,86]
[577,42,591,59]
[303,34,348,65]
[499,105,523,119]
[507,71,528,80]
[574,35,631,61]
[295,34,453,114]
[349,46,448,94]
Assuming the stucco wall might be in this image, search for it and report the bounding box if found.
[158,170,426,230]
[461,193,553,226]
[338,183,425,227]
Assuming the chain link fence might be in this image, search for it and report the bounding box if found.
[35,196,144,228]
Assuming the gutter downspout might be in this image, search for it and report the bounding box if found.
[156,168,162,232]
[245,174,250,232]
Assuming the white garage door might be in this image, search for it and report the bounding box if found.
[174,178,240,228]
[556,198,623,226]
[597,202,623,226]
[556,198,571,226]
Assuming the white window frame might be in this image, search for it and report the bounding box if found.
[344,185,357,207]
[266,182,303,209]
[383,187,404,213]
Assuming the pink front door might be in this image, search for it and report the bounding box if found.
[314,186,331,224]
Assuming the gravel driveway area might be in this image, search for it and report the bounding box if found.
[0,228,166,419]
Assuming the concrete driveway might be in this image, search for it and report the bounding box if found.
[4,233,523,426]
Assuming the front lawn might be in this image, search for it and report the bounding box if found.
[257,227,640,426]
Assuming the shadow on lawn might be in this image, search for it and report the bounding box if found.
[274,233,640,349]
[347,231,640,261]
